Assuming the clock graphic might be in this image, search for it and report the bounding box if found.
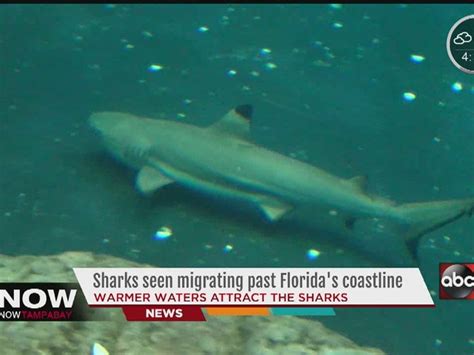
[447,15,474,74]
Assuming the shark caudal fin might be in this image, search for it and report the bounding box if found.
[351,198,474,266]
[397,198,474,259]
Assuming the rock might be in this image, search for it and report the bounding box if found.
[0,252,385,354]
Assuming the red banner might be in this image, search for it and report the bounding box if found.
[121,306,206,321]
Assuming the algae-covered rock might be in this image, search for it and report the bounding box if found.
[0,252,385,355]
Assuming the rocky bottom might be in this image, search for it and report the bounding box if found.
[0,252,385,355]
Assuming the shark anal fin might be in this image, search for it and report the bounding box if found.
[136,166,174,195]
[257,198,292,222]
[208,104,253,140]
[349,175,368,193]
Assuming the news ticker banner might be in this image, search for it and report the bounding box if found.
[70,267,434,321]
[0,268,436,322]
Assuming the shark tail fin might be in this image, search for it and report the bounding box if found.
[349,198,473,266]
[397,198,474,259]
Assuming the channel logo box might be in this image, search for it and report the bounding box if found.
[439,263,474,300]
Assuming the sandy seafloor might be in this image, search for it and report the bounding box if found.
[1,4,473,355]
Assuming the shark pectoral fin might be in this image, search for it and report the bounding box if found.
[208,104,253,140]
[135,166,174,195]
[257,198,292,222]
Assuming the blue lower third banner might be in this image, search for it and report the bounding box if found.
[271,307,335,316]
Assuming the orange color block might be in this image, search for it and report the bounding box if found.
[205,307,270,316]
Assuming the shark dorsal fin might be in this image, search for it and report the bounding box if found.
[349,175,368,193]
[208,104,253,139]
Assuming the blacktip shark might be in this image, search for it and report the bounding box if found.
[89,105,474,265]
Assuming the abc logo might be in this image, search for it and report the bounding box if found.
[439,264,474,299]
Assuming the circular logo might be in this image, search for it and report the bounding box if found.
[440,264,474,299]
[447,15,474,74]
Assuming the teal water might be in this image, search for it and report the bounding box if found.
[1,4,473,354]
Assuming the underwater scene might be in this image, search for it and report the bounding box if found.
[1,3,473,355]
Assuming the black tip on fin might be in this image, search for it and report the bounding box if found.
[235,104,253,120]
[406,236,420,265]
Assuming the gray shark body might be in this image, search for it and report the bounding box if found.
[89,105,474,265]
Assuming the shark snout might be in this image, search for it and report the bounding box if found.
[89,112,140,136]
[89,112,119,134]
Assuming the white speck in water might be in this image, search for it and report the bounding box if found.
[148,64,163,72]
[403,92,416,102]
[451,82,463,92]
[264,62,277,70]
[410,54,425,63]
[306,249,321,260]
[154,226,173,240]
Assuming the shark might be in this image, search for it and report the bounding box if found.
[89,105,474,265]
